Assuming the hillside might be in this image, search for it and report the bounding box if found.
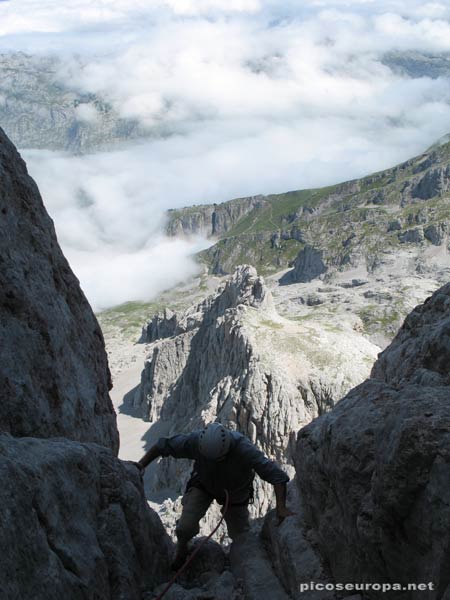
[166,136,450,279]
[163,137,450,347]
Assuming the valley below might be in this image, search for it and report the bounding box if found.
[95,137,450,597]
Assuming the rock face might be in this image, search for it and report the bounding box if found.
[262,483,336,600]
[166,196,268,238]
[0,128,173,598]
[424,223,447,245]
[140,308,182,343]
[229,531,290,600]
[135,265,378,524]
[280,245,327,284]
[295,283,450,598]
[0,435,172,600]
[410,164,450,199]
[0,126,118,452]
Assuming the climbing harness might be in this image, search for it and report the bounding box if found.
[154,489,230,600]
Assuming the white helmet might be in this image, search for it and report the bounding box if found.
[198,423,232,460]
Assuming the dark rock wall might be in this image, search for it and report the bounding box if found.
[295,283,450,598]
[0,435,172,600]
[0,128,173,598]
[0,127,118,452]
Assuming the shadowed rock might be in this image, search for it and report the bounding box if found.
[0,127,118,451]
[295,283,450,599]
[279,245,327,285]
[0,435,172,600]
[0,128,173,598]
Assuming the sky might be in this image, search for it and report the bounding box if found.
[1,0,450,309]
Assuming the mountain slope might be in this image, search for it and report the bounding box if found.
[166,137,450,280]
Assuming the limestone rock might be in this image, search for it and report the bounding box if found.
[411,165,450,199]
[0,434,172,600]
[372,283,450,385]
[262,483,336,600]
[135,265,378,526]
[338,279,368,288]
[229,531,290,600]
[140,308,182,343]
[166,196,267,238]
[280,245,327,284]
[424,223,447,246]
[0,127,173,599]
[387,219,402,232]
[398,227,424,244]
[0,127,118,451]
[295,283,450,598]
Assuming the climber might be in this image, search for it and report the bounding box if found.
[137,422,294,570]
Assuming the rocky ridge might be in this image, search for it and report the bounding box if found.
[0,127,173,598]
[166,196,268,238]
[166,138,450,287]
[133,265,379,534]
[111,273,450,599]
[160,137,450,349]
[0,127,118,450]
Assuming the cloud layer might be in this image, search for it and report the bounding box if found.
[1,0,450,308]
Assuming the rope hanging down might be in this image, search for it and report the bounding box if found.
[154,489,230,600]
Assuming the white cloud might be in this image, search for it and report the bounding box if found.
[65,238,206,311]
[163,0,261,15]
[23,146,212,310]
[74,103,99,123]
[1,0,450,308]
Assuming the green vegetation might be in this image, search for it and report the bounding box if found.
[97,273,216,341]
[357,303,403,338]
[97,300,165,340]
[222,186,341,239]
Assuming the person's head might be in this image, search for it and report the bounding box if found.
[198,422,232,461]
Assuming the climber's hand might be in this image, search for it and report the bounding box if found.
[276,505,296,524]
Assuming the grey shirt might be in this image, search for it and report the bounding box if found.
[156,430,289,504]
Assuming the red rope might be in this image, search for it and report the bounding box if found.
[154,489,230,600]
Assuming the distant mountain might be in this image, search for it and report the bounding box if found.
[0,52,150,152]
[166,137,450,281]
[383,50,450,79]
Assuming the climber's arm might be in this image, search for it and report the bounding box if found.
[137,444,161,469]
[137,432,197,470]
[238,437,295,522]
[274,482,295,522]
